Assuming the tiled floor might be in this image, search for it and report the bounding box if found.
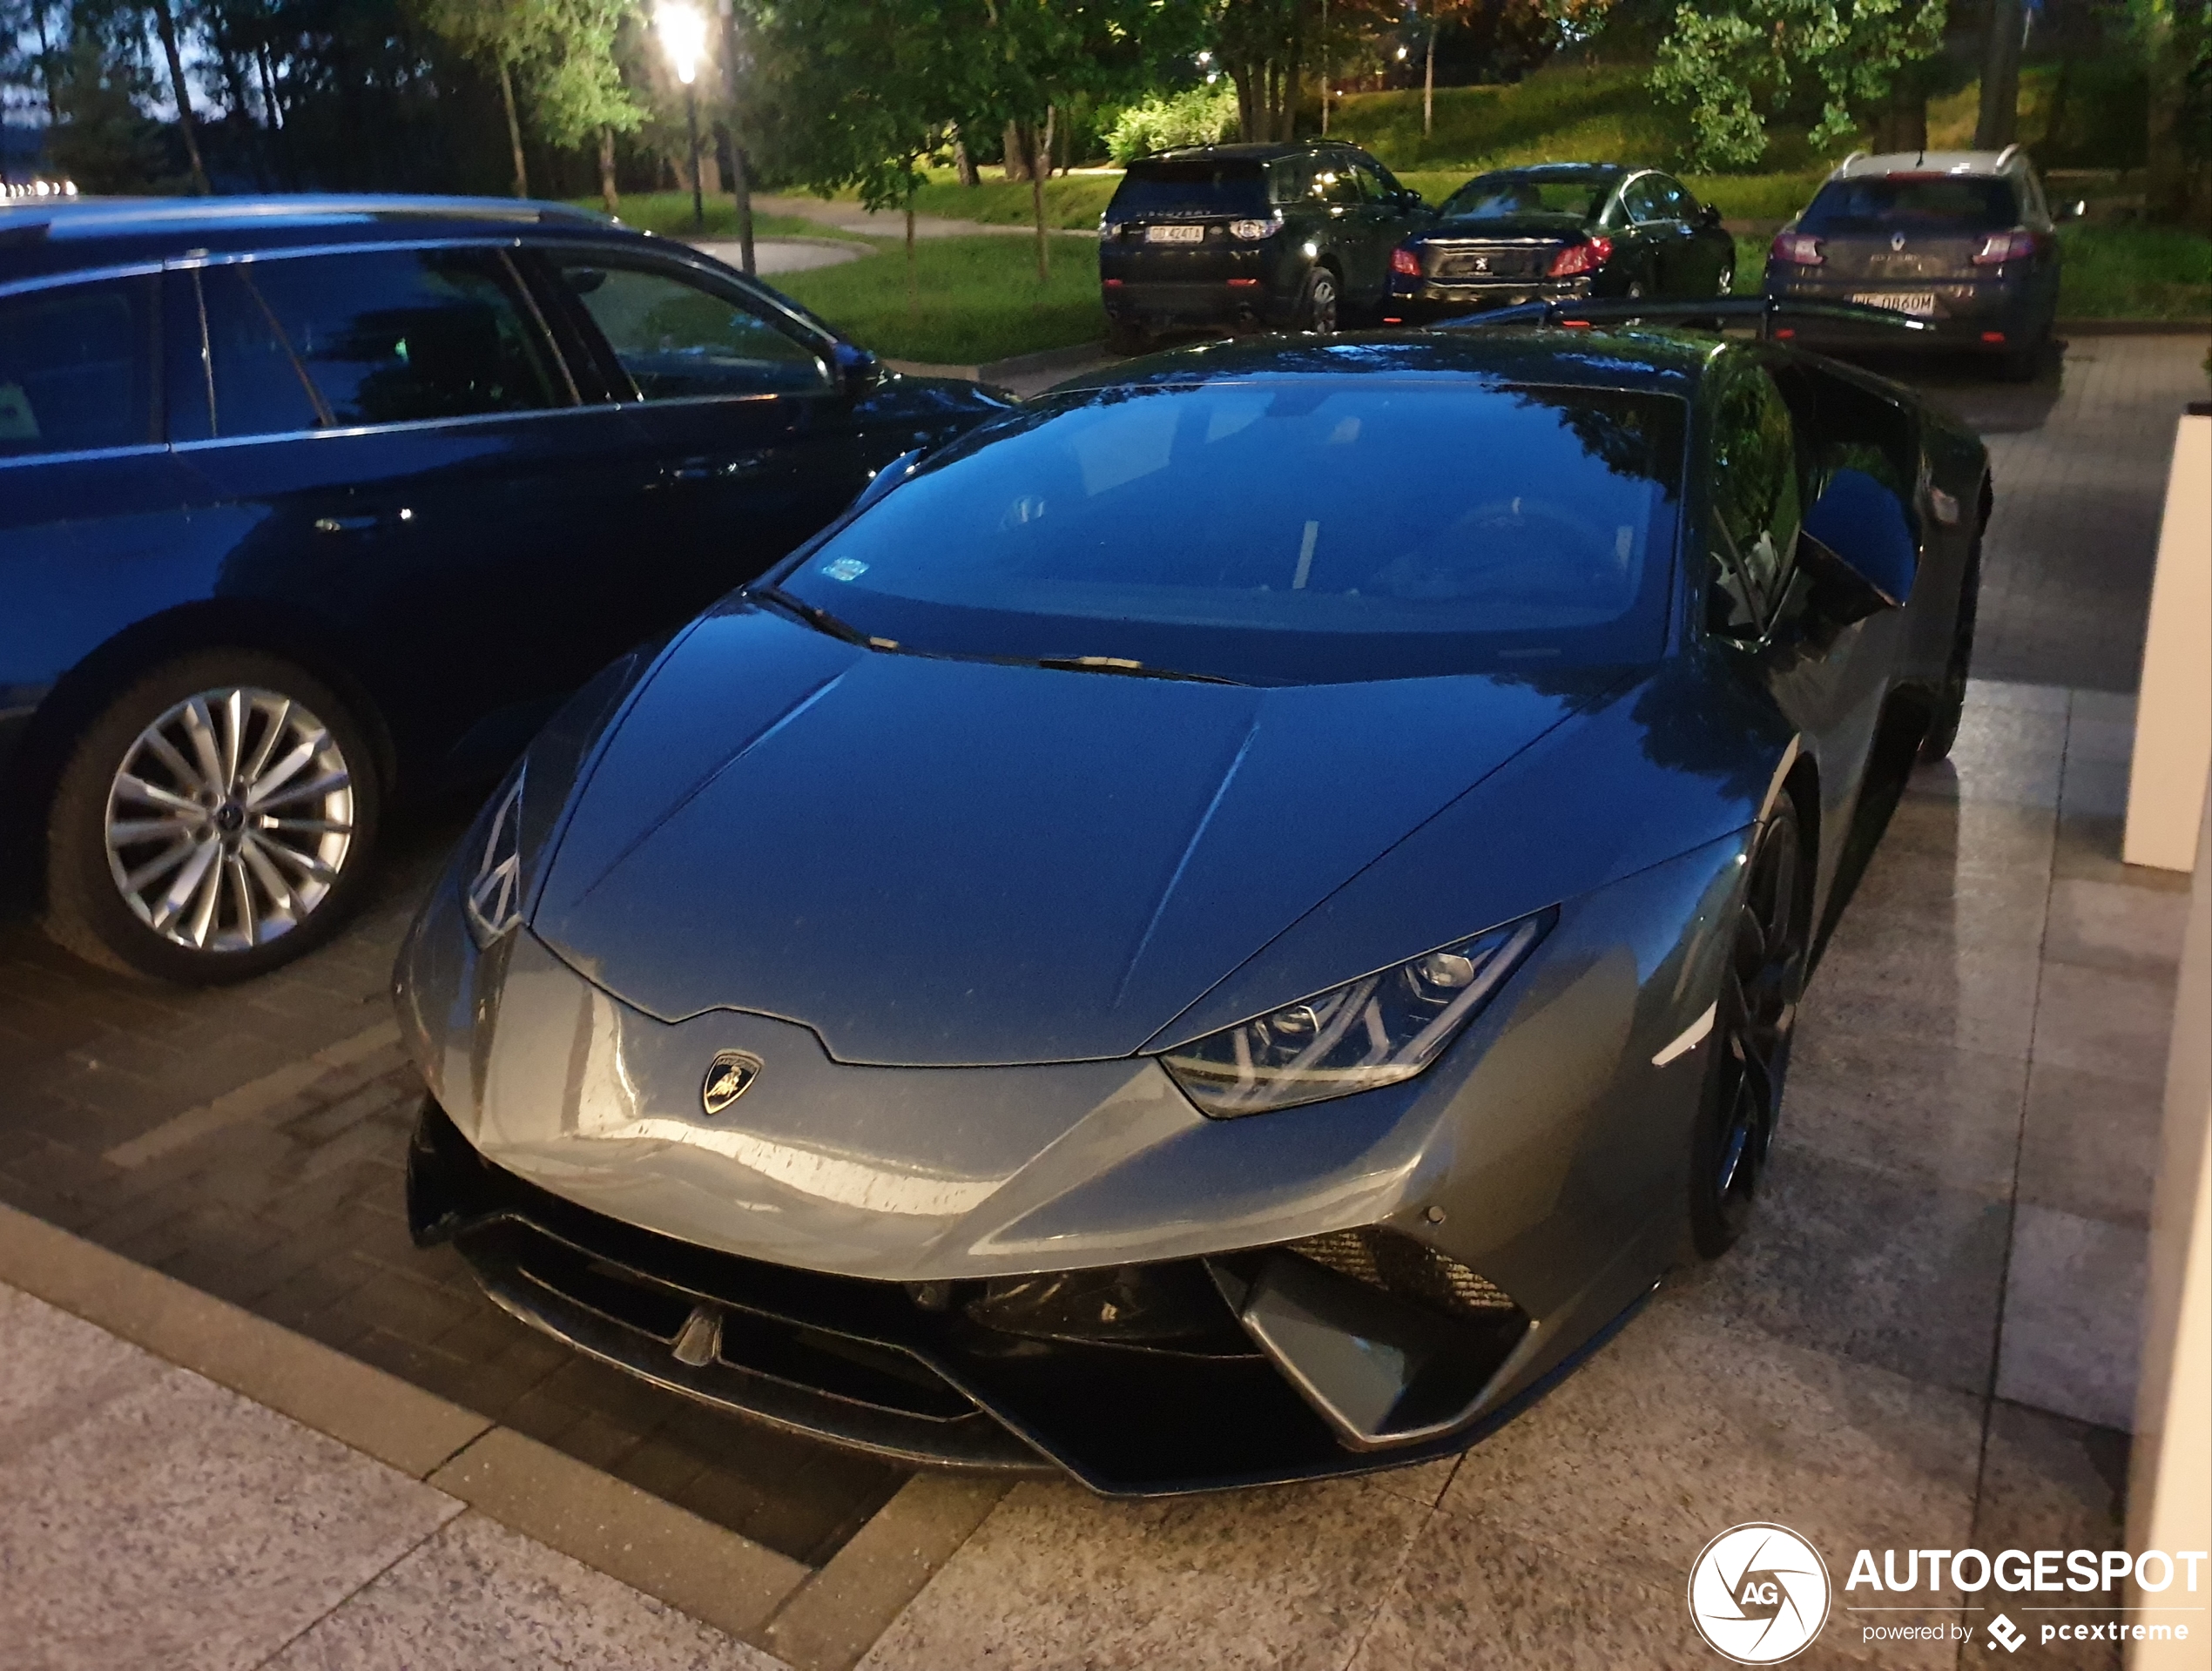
[0,1281,786,1671]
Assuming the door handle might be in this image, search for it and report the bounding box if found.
[658,451,778,486]
[313,509,413,535]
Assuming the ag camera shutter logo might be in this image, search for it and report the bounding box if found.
[1689,1523,1833,1663]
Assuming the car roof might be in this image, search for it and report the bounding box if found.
[1462,163,1627,182]
[1129,140,1368,166]
[1828,148,2031,180]
[0,192,647,285]
[1053,327,1717,398]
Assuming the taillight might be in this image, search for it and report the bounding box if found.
[1546,236,1612,278]
[1771,232,1823,266]
[1390,246,1423,278]
[1973,231,2039,265]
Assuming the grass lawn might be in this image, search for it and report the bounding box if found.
[576,192,833,243]
[2056,224,2212,321]
[773,234,1105,365]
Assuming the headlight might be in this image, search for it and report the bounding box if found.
[1229,214,1279,240]
[1162,910,1554,1116]
[462,767,526,947]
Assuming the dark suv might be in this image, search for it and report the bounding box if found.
[1098,142,1433,350]
[0,195,1009,982]
[1763,148,2069,378]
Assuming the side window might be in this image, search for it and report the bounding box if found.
[1349,158,1391,201]
[0,276,154,459]
[197,248,561,436]
[1622,178,1664,225]
[1707,365,1804,636]
[1652,177,1695,220]
[557,260,833,400]
[1310,163,1362,206]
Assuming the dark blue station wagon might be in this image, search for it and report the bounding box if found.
[0,195,1008,982]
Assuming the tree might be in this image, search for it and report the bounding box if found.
[416,0,543,193]
[523,0,641,212]
[2131,0,2210,222]
[1216,0,1310,143]
[1650,0,1946,172]
[148,0,212,190]
[1417,0,1483,137]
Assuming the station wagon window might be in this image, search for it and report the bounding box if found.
[193,248,560,437]
[0,276,154,460]
[554,259,832,400]
[1708,363,1803,635]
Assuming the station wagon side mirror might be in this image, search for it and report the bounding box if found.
[1699,205,1723,228]
[1799,467,1917,623]
[2060,199,2087,221]
[832,340,882,396]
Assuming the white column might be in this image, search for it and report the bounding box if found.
[2124,411,2211,871]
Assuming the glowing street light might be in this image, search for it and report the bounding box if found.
[658,3,710,230]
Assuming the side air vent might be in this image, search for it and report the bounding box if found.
[1286,1227,1518,1323]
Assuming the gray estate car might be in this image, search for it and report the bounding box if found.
[1763,147,2073,379]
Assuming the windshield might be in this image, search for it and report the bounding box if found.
[1800,176,2020,234]
[777,379,1684,685]
[1109,161,1271,219]
[1441,173,1610,221]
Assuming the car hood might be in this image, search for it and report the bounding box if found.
[532,606,1595,1068]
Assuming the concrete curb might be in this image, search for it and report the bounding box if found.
[0,1201,917,1654]
[2059,320,2212,338]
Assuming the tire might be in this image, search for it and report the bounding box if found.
[1299,267,1340,334]
[1919,534,1982,763]
[1107,318,1150,357]
[44,650,382,983]
[1689,793,1808,1259]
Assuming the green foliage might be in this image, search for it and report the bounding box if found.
[2055,222,2212,320]
[1649,0,1946,171]
[894,171,1125,226]
[1104,83,1240,161]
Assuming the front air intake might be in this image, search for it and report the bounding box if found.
[1286,1227,1518,1323]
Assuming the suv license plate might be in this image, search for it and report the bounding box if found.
[1851,291,1937,316]
[1144,224,1205,244]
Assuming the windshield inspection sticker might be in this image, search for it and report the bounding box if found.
[823,557,868,582]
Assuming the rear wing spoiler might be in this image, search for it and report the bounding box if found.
[1433,295,1939,341]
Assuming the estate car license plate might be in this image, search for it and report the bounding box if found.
[1144,224,1206,244]
[1851,291,1938,316]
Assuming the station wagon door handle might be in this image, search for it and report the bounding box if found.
[659,452,777,485]
[313,509,412,536]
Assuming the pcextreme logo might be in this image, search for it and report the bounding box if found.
[1688,1523,1832,1664]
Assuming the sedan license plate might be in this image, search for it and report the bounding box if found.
[1144,224,1206,244]
[1851,290,1937,316]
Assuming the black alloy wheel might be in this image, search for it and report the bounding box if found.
[1689,794,1807,1257]
[1301,267,1339,334]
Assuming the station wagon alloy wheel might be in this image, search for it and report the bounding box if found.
[104,686,356,953]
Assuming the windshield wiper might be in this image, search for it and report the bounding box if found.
[751,585,894,650]
[1033,655,1243,685]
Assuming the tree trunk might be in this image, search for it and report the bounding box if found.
[31,1,57,124]
[698,140,723,197]
[151,0,212,193]
[1001,120,1031,183]
[1876,63,1928,154]
[906,195,919,317]
[953,130,978,187]
[1974,0,2024,150]
[598,125,619,215]
[1032,110,1053,282]
[1423,25,1436,138]
[731,142,756,273]
[2142,0,2200,221]
[497,57,529,198]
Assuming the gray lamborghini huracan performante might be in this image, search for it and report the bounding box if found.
[397,328,1990,1494]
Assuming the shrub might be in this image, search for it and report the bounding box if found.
[1106,85,1242,163]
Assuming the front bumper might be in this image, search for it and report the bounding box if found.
[408,1096,1628,1494]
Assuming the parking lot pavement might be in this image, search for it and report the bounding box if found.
[0,815,907,1573]
[1904,333,2210,693]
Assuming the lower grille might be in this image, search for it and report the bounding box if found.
[1286,1227,1518,1322]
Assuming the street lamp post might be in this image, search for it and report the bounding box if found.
[657,3,709,232]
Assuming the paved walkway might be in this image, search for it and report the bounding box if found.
[752,193,1096,242]
[0,1280,783,1671]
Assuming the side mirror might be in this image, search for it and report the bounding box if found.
[832,340,882,395]
[2061,199,2087,221]
[1800,468,1916,621]
[1699,204,1723,228]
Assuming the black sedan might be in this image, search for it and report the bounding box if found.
[399,326,1989,1494]
[1384,163,1736,324]
[0,194,1010,982]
